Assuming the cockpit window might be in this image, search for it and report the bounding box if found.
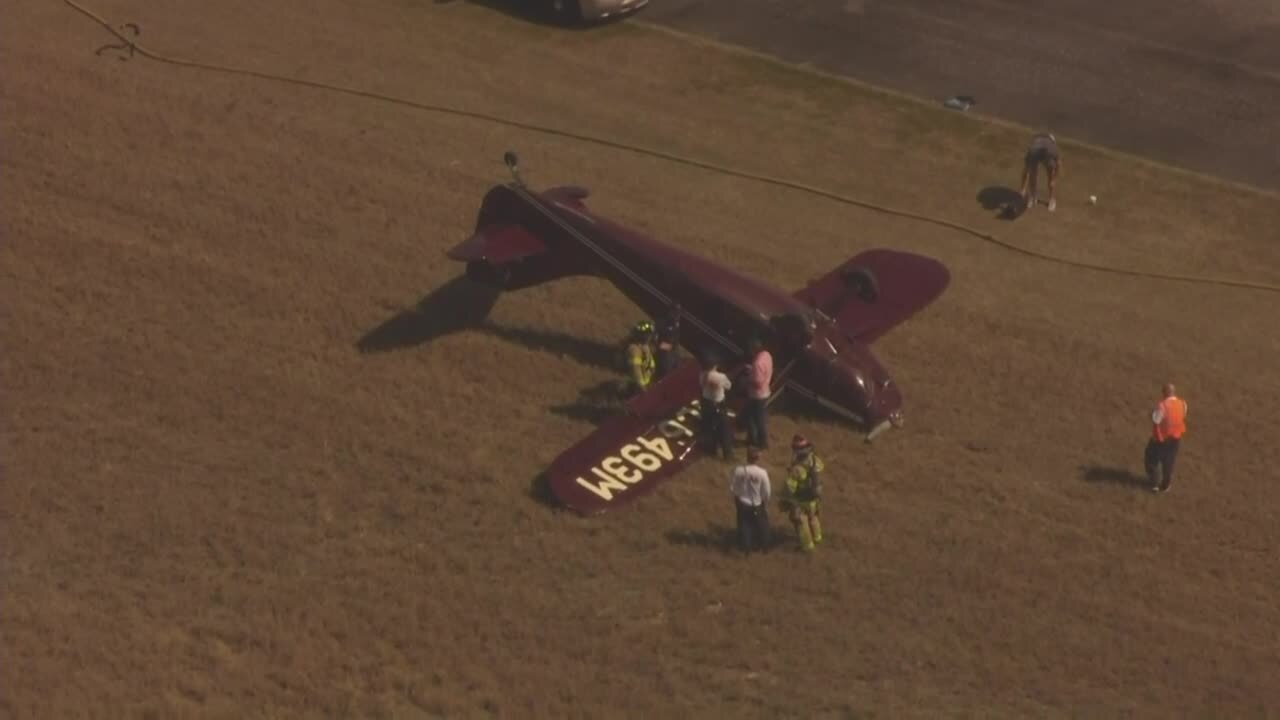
[770,312,817,347]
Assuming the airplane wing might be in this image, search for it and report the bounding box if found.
[544,359,706,515]
[545,354,797,515]
[793,248,951,345]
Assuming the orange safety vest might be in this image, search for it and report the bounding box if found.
[1153,396,1188,442]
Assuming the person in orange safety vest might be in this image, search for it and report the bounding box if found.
[1145,382,1188,494]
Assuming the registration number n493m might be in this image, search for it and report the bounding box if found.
[574,403,702,501]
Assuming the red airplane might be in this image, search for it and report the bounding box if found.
[446,152,951,515]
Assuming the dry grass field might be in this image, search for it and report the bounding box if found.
[3,0,1279,717]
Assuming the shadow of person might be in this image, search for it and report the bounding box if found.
[665,524,738,554]
[665,521,789,555]
[548,379,626,424]
[356,275,500,353]
[977,185,1026,220]
[1079,464,1149,489]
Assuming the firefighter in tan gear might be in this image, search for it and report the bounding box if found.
[781,434,825,551]
[622,320,656,396]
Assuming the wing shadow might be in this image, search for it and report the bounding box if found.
[355,275,621,372]
[1079,464,1149,489]
[357,275,500,353]
[977,185,1026,221]
[529,472,564,510]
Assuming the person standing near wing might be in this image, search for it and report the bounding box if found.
[782,435,825,552]
[621,320,656,397]
[699,354,735,460]
[739,336,773,449]
[654,306,682,379]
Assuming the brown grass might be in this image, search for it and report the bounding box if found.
[3,0,1279,717]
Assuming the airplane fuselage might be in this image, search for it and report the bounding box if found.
[459,183,905,434]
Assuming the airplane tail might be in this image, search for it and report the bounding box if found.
[446,183,598,291]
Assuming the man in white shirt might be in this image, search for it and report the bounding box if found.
[729,447,772,553]
[699,356,734,460]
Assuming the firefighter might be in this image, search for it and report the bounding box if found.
[781,434,825,551]
[621,320,656,396]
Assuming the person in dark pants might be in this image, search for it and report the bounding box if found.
[739,336,773,449]
[1019,131,1062,212]
[1145,382,1188,493]
[783,435,825,551]
[729,446,772,553]
[654,306,681,380]
[698,355,735,460]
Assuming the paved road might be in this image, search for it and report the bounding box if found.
[640,0,1280,189]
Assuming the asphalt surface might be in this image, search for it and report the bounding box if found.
[640,0,1280,190]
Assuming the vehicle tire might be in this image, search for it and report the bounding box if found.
[843,267,879,302]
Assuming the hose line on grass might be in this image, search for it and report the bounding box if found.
[62,0,1280,295]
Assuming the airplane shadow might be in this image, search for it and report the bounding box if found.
[977,185,1026,221]
[1079,464,1149,490]
[769,391,854,428]
[355,275,620,371]
[665,522,791,555]
[356,275,500,353]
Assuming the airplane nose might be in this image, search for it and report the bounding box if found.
[865,408,904,443]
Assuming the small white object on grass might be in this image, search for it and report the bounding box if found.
[1089,194,1098,205]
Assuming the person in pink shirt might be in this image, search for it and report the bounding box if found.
[740,336,773,449]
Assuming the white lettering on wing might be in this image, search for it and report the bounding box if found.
[660,401,700,443]
[637,436,674,461]
[600,457,643,485]
[620,444,662,472]
[571,404,702,503]
[576,470,629,501]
